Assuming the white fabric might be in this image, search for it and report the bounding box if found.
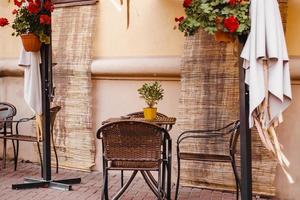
[19,48,42,115]
[241,0,292,128]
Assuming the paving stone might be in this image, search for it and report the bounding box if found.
[0,160,275,200]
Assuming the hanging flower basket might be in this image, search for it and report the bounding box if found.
[0,0,54,51]
[175,0,250,41]
[20,33,41,52]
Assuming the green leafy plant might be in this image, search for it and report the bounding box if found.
[175,0,250,36]
[138,82,164,108]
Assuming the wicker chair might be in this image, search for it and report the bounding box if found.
[0,102,17,169]
[0,104,61,174]
[175,121,240,200]
[97,120,172,200]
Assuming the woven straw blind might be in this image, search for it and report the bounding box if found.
[178,1,288,196]
[51,5,97,171]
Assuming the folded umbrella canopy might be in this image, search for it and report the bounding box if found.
[19,48,43,141]
[241,0,293,182]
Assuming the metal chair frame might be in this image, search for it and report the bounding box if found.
[97,120,172,200]
[0,102,17,169]
[0,103,60,174]
[175,121,241,200]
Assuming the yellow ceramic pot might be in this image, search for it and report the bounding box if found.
[143,107,157,121]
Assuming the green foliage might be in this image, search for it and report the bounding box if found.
[178,0,250,36]
[138,81,164,108]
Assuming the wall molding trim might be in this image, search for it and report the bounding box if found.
[1,56,299,82]
[91,56,181,80]
[0,59,23,77]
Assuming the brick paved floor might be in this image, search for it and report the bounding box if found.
[0,160,275,200]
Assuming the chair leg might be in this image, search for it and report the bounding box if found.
[101,158,109,200]
[157,167,162,200]
[231,155,240,200]
[14,140,19,171]
[112,171,138,200]
[121,170,124,187]
[162,142,167,192]
[175,154,181,200]
[12,139,17,171]
[167,156,172,200]
[2,138,7,169]
[37,142,43,177]
[51,132,59,173]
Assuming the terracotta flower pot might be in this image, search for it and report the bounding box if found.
[143,107,157,121]
[214,31,234,43]
[20,33,41,52]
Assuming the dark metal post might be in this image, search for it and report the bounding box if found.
[41,43,52,181]
[40,0,52,181]
[239,55,252,199]
[12,0,81,190]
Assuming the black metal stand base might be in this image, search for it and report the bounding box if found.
[12,177,81,191]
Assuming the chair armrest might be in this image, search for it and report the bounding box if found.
[177,131,228,145]
[0,116,35,124]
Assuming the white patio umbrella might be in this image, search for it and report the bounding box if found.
[241,0,293,182]
[19,48,43,140]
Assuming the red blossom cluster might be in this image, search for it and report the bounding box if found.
[183,0,192,8]
[14,0,25,8]
[0,18,9,27]
[223,16,239,33]
[228,0,238,6]
[175,16,184,23]
[40,14,51,25]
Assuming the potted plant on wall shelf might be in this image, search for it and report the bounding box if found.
[175,0,250,42]
[138,81,164,121]
[0,0,54,52]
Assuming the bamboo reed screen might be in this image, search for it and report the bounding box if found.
[51,5,97,171]
[178,1,288,196]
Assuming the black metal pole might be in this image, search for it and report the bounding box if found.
[40,0,52,181]
[41,44,52,181]
[12,0,81,190]
[239,54,252,199]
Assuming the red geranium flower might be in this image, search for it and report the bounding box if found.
[0,18,9,27]
[228,0,238,6]
[27,2,40,14]
[175,16,184,23]
[40,14,51,25]
[44,0,54,12]
[223,16,239,33]
[12,9,18,15]
[183,0,192,8]
[14,0,24,7]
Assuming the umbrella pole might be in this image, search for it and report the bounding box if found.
[239,56,252,199]
[11,0,81,190]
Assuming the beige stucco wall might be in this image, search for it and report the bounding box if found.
[0,0,185,58]
[1,0,300,199]
[286,0,300,56]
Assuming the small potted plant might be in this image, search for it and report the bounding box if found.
[138,81,164,120]
[175,0,250,42]
[0,0,54,52]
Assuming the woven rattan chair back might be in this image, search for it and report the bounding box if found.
[97,120,172,200]
[99,120,163,163]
